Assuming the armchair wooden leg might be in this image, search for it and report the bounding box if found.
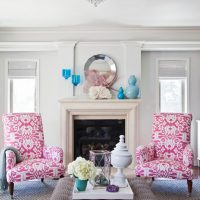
[60,175,64,178]
[8,182,14,199]
[136,175,140,177]
[187,179,192,196]
[152,177,155,181]
[41,178,44,182]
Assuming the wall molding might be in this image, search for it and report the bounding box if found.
[141,41,200,51]
[1,41,200,52]
[0,41,77,51]
[2,26,200,41]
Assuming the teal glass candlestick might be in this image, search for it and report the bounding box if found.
[72,75,80,86]
[62,69,71,79]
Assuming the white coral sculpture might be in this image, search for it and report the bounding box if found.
[89,86,112,99]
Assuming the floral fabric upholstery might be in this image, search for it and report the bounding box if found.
[7,159,65,182]
[135,159,193,180]
[2,113,65,183]
[6,151,16,172]
[43,146,63,163]
[135,113,193,180]
[3,113,44,160]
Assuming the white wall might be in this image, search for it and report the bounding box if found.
[0,41,141,151]
[0,48,74,148]
[141,51,200,165]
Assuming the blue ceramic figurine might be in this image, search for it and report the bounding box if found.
[125,75,139,99]
[117,87,125,99]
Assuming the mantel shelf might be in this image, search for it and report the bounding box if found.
[59,97,141,104]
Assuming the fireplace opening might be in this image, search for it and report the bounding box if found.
[74,119,125,160]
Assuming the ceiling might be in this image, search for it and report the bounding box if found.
[0,0,200,28]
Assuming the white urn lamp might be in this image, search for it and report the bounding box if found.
[111,135,132,187]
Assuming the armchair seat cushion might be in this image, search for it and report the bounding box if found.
[135,159,193,180]
[7,158,65,183]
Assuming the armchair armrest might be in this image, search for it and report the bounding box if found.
[43,146,63,163]
[6,150,16,171]
[183,144,193,168]
[136,142,155,165]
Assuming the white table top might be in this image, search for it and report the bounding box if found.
[72,179,134,199]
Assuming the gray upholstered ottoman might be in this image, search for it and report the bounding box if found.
[50,176,156,200]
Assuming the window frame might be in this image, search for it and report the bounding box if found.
[5,59,40,113]
[156,58,190,113]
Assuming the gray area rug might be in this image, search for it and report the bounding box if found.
[0,177,200,200]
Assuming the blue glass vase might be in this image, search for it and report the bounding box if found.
[125,75,139,99]
[117,87,125,99]
[75,178,88,191]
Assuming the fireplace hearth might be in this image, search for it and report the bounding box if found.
[74,119,125,160]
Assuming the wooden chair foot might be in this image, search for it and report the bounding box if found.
[41,178,44,182]
[60,175,64,178]
[8,182,14,199]
[187,179,192,195]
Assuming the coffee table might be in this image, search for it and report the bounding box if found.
[72,179,134,199]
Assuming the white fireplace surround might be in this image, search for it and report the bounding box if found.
[59,98,141,167]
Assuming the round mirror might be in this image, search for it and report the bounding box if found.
[84,54,117,89]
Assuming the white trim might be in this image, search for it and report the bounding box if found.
[156,58,190,113]
[5,58,40,113]
[141,41,200,51]
[1,41,200,52]
[0,41,77,52]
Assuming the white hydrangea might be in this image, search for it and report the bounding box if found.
[89,86,112,99]
[67,157,97,180]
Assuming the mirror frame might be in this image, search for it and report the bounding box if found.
[84,54,117,87]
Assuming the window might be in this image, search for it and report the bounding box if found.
[6,60,39,113]
[157,59,189,113]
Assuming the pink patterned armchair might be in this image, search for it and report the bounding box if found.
[135,113,193,195]
[2,113,65,198]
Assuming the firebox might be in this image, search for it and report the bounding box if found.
[74,119,125,160]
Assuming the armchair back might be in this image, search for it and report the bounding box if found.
[152,113,192,162]
[2,113,44,160]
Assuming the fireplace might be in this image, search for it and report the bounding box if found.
[59,98,140,168]
[74,119,125,160]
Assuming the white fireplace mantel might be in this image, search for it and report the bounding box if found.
[59,97,141,167]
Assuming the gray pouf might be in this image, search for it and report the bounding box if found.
[51,176,157,200]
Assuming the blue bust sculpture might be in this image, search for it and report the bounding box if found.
[125,75,139,99]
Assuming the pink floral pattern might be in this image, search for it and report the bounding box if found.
[6,151,16,171]
[43,146,63,163]
[7,159,65,182]
[135,142,155,165]
[2,113,65,183]
[135,113,193,180]
[3,113,44,160]
[135,159,193,180]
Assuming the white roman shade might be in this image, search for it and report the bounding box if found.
[8,61,37,77]
[158,60,188,78]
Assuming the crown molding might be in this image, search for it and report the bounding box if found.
[1,26,200,33]
[140,41,200,51]
[1,40,200,52]
[0,41,77,51]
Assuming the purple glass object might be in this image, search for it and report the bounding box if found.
[62,69,71,79]
[72,74,80,86]
[106,184,119,192]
